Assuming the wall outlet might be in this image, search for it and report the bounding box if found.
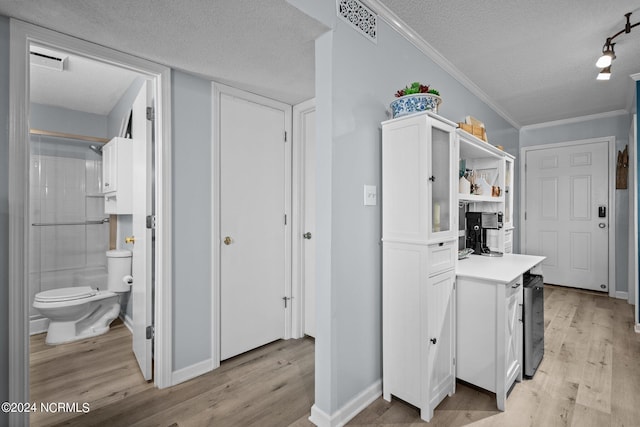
[364,185,377,206]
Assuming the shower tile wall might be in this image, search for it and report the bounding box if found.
[29,144,109,325]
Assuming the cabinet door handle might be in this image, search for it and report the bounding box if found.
[512,283,521,288]
[430,338,437,344]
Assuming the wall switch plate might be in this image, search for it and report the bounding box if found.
[364,185,377,206]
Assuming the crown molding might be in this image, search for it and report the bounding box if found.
[361,0,521,129]
[520,109,630,131]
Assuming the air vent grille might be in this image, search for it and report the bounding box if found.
[337,0,377,43]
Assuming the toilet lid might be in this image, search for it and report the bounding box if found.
[35,286,96,303]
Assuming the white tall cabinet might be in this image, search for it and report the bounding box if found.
[382,112,457,422]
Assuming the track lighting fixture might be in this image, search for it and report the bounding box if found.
[595,12,639,79]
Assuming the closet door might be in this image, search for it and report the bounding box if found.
[218,89,291,360]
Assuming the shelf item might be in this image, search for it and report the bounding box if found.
[102,137,133,214]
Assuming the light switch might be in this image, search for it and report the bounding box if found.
[364,185,377,206]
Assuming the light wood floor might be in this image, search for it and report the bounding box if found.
[30,285,640,426]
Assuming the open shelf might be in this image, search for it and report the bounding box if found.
[459,194,504,203]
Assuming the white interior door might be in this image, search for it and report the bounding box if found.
[131,80,153,379]
[302,107,316,337]
[524,140,609,291]
[219,91,290,360]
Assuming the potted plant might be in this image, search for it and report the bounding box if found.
[390,82,442,118]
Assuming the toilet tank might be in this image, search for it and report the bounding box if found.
[106,249,132,292]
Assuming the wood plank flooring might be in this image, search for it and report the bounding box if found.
[350,285,640,427]
[30,285,640,426]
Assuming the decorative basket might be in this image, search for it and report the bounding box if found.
[458,122,487,142]
[390,93,442,118]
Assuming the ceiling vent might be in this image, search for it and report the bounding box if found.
[30,48,67,72]
[337,0,377,43]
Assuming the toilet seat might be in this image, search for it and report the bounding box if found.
[34,286,96,303]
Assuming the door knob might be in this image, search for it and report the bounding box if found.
[430,338,437,344]
[303,232,312,240]
[599,223,606,228]
[223,236,232,245]
[125,236,135,244]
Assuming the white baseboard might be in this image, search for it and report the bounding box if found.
[29,317,49,335]
[309,380,382,427]
[171,358,215,386]
[615,291,629,300]
[122,314,133,333]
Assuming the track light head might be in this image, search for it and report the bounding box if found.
[595,42,615,68]
[597,66,611,81]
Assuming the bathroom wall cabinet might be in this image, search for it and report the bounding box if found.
[381,112,457,422]
[102,137,133,214]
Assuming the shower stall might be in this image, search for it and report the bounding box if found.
[29,131,110,334]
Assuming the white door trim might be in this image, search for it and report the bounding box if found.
[8,20,173,424]
[292,98,316,339]
[211,82,293,368]
[520,137,616,297]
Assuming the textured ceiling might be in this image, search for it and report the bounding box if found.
[377,0,640,126]
[30,45,140,115]
[1,0,638,127]
[0,0,328,109]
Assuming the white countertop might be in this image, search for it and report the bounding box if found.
[456,253,546,284]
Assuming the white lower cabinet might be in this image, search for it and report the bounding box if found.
[456,275,523,411]
[382,242,456,422]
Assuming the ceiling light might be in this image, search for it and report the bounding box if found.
[595,12,639,79]
[595,42,615,68]
[597,66,611,81]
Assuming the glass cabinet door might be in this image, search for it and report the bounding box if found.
[429,119,455,239]
[504,157,514,227]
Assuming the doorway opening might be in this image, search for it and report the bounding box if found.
[8,21,172,422]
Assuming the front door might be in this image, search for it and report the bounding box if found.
[219,89,290,360]
[524,140,610,291]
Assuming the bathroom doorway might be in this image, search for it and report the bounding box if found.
[27,42,157,380]
[8,21,172,417]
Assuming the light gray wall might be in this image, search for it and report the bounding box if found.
[308,9,518,415]
[0,15,9,424]
[30,103,107,137]
[171,70,212,370]
[520,114,632,293]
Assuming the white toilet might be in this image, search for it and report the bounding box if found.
[33,249,133,345]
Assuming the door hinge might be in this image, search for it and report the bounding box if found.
[146,325,154,340]
[284,214,287,225]
[524,212,527,220]
[146,106,155,121]
[453,281,456,290]
[283,296,291,308]
[284,130,288,142]
[453,357,456,366]
[146,215,156,229]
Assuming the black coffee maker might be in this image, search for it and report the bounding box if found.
[465,212,503,257]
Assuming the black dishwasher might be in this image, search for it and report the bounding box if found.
[523,272,544,378]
